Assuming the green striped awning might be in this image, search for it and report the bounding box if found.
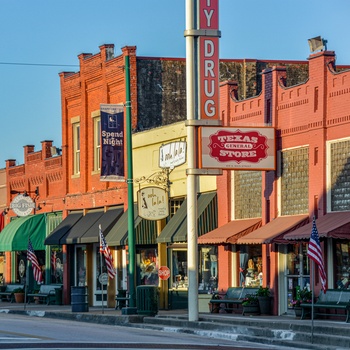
[0,214,46,251]
[157,192,217,243]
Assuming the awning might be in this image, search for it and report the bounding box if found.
[44,211,83,245]
[284,211,350,240]
[107,205,158,246]
[0,214,46,251]
[236,214,309,244]
[157,192,217,243]
[198,218,262,244]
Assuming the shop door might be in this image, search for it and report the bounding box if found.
[286,243,310,313]
[94,244,108,306]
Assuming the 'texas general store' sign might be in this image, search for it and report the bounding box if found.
[199,127,276,170]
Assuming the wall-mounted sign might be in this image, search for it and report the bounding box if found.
[10,194,35,217]
[158,266,171,280]
[159,141,187,169]
[137,187,169,221]
[199,127,276,170]
[199,0,219,120]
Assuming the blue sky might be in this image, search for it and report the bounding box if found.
[1,0,350,165]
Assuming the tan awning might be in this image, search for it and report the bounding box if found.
[237,215,309,244]
[284,211,350,240]
[198,218,262,244]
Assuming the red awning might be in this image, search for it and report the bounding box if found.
[236,215,309,244]
[198,218,262,244]
[284,211,350,240]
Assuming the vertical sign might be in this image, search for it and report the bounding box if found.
[100,104,125,182]
[199,0,219,120]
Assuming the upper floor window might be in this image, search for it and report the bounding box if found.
[93,117,101,172]
[73,123,80,175]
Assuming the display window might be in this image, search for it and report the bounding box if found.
[198,246,218,292]
[239,245,262,287]
[76,245,87,286]
[136,248,159,286]
[50,248,63,284]
[170,249,188,289]
[334,241,350,289]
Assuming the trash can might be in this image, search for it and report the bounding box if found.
[136,285,158,316]
[71,286,89,312]
[55,287,63,305]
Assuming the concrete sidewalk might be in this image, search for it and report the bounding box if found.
[0,301,349,349]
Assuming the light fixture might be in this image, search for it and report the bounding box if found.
[308,36,327,53]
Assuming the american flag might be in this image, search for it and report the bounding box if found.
[99,225,116,279]
[51,250,57,272]
[307,218,327,293]
[27,239,43,284]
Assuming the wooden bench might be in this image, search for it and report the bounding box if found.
[209,287,259,314]
[300,289,350,322]
[0,284,24,303]
[27,284,62,305]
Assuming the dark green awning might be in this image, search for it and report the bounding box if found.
[107,204,157,246]
[157,192,217,243]
[44,212,83,245]
[0,214,46,251]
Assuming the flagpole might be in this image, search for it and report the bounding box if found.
[311,260,314,344]
[99,225,104,314]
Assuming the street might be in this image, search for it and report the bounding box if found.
[0,312,285,350]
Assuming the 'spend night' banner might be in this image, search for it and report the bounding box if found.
[100,104,125,182]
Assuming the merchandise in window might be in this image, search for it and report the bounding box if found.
[335,241,350,289]
[198,246,218,293]
[239,245,262,287]
[136,248,159,286]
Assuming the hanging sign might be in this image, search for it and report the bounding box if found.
[199,126,276,170]
[159,141,186,169]
[10,194,35,217]
[137,187,169,220]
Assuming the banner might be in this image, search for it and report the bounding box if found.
[100,104,125,182]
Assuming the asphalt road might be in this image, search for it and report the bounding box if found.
[0,312,286,350]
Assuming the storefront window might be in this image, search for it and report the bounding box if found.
[136,248,159,286]
[198,246,218,292]
[50,248,63,284]
[239,245,262,287]
[170,249,188,289]
[334,241,350,289]
[76,245,87,286]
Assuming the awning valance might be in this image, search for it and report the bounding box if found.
[284,211,350,240]
[0,214,46,251]
[237,215,309,244]
[157,191,217,243]
[198,218,262,244]
[106,204,157,246]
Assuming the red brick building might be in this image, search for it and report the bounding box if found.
[201,49,350,315]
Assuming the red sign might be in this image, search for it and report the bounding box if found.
[199,0,219,120]
[158,266,170,280]
[199,127,276,170]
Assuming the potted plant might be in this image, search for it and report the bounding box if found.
[242,294,260,316]
[256,286,271,315]
[13,287,25,303]
[292,287,312,318]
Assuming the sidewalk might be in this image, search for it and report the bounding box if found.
[1,301,349,349]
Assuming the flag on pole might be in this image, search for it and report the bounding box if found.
[51,250,57,273]
[99,225,116,279]
[27,239,43,284]
[307,217,327,293]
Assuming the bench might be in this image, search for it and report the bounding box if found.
[209,287,259,314]
[300,289,350,322]
[27,284,62,305]
[0,284,24,303]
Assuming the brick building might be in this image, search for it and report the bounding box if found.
[199,49,350,315]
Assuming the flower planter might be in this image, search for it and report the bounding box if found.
[208,302,219,313]
[242,304,260,316]
[257,296,271,315]
[294,306,302,318]
[14,293,24,303]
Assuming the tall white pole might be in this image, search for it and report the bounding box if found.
[185,0,199,322]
